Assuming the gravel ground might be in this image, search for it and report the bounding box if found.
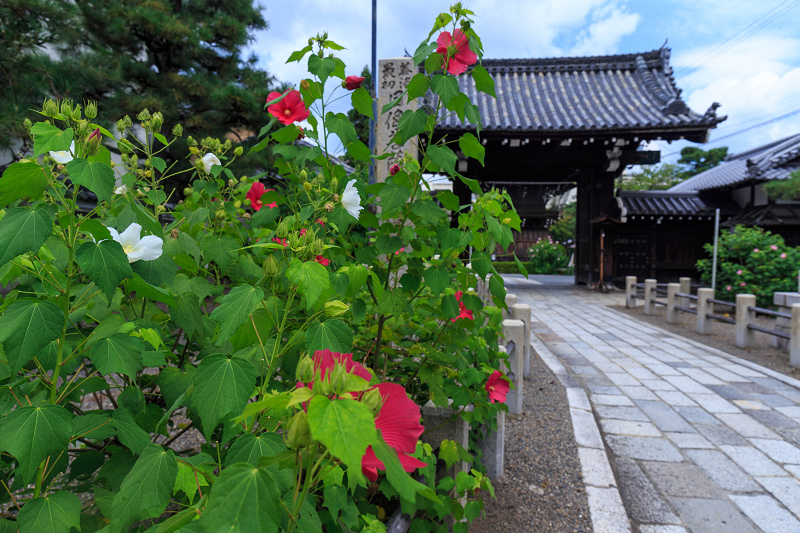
[471,351,593,533]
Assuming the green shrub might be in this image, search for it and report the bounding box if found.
[528,237,570,274]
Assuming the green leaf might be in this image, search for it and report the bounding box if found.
[199,463,281,533]
[0,207,53,269]
[131,254,177,287]
[513,254,529,277]
[200,234,238,270]
[381,91,406,114]
[128,273,176,306]
[0,299,64,372]
[351,87,374,120]
[375,235,403,255]
[17,491,81,533]
[66,158,115,203]
[407,73,432,100]
[379,183,410,212]
[424,52,444,74]
[226,433,286,467]
[191,355,256,436]
[459,132,485,166]
[457,173,483,195]
[287,45,313,63]
[427,144,457,175]
[329,271,349,297]
[471,64,496,97]
[346,140,370,162]
[90,334,144,378]
[306,319,353,353]
[210,285,264,346]
[0,162,49,207]
[393,109,428,146]
[76,240,133,301]
[72,412,116,441]
[326,112,357,147]
[471,251,493,278]
[110,444,178,531]
[442,294,459,319]
[423,267,451,295]
[412,42,437,66]
[373,433,437,504]
[111,409,152,455]
[308,54,337,84]
[430,74,460,106]
[489,274,507,305]
[308,396,376,476]
[79,218,113,241]
[412,200,446,224]
[378,288,407,317]
[0,405,72,484]
[151,156,167,173]
[31,123,74,156]
[286,258,330,310]
[128,197,164,238]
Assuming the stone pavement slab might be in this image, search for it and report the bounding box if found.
[504,275,800,533]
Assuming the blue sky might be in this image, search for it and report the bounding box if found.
[246,0,800,162]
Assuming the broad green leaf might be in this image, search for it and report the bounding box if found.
[79,218,113,241]
[379,183,410,212]
[31,123,73,156]
[286,258,330,310]
[351,87,374,120]
[373,433,438,504]
[131,254,177,287]
[459,132,485,166]
[425,52,444,74]
[271,124,300,144]
[513,254,529,277]
[423,267,451,295]
[430,74,460,106]
[381,91,406,114]
[199,463,281,533]
[489,274,507,305]
[329,271,349,296]
[173,453,214,504]
[72,412,116,441]
[128,273,176,306]
[471,252,494,278]
[307,396,376,476]
[0,207,53,269]
[442,294,459,319]
[400,273,421,293]
[111,409,152,455]
[90,334,144,378]
[128,197,164,238]
[110,444,178,531]
[426,144,457,175]
[210,285,264,346]
[394,109,428,146]
[308,54,337,84]
[412,200,446,224]
[412,42,437,66]
[0,405,72,484]
[225,433,286,467]
[287,45,313,63]
[464,101,482,133]
[375,235,403,255]
[191,355,256,436]
[0,299,63,372]
[407,72,431,98]
[471,64,496,97]
[436,226,461,251]
[378,288,407,317]
[76,240,133,301]
[66,158,114,203]
[347,140,371,162]
[0,162,49,207]
[436,189,460,211]
[326,112,357,146]
[306,319,353,353]
[200,234,238,270]
[17,491,80,533]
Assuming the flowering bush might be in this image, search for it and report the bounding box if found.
[697,225,800,307]
[0,5,518,532]
[527,236,570,274]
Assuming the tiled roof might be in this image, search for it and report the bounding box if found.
[670,133,800,192]
[431,48,725,135]
[724,202,800,227]
[618,190,739,217]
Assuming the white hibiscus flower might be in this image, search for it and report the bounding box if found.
[50,141,75,164]
[114,178,128,195]
[341,179,363,219]
[201,153,221,174]
[107,223,163,263]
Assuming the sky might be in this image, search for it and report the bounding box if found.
[245,0,800,163]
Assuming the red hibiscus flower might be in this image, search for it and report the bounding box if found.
[316,218,325,227]
[273,237,288,247]
[451,290,474,322]
[361,383,426,481]
[344,76,365,90]
[389,164,400,176]
[302,349,371,386]
[436,29,478,76]
[485,370,510,404]
[247,183,277,211]
[267,90,310,125]
[315,255,330,266]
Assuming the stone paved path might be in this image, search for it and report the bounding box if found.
[505,274,800,533]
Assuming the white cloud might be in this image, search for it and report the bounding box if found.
[569,4,640,56]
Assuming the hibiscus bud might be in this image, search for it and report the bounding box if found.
[43,99,58,118]
[224,139,232,150]
[325,202,335,212]
[137,108,151,122]
[389,163,400,176]
[344,76,365,91]
[171,228,179,239]
[299,170,308,182]
[276,221,289,238]
[117,138,133,154]
[234,146,243,156]
[362,387,383,415]
[215,209,225,219]
[116,119,127,133]
[227,179,235,187]
[151,114,163,132]
[330,177,338,190]
[183,187,193,196]
[186,136,196,146]
[263,255,280,277]
[172,124,183,137]
[122,115,132,128]
[312,240,325,256]
[85,101,98,119]
[144,170,152,178]
[324,300,349,318]
[156,205,165,214]
[233,201,242,210]
[303,182,313,192]
[296,355,315,383]
[189,146,200,155]
[308,37,314,46]
[243,198,252,207]
[23,118,32,129]
[286,411,312,449]
[300,79,310,91]
[121,153,129,163]
[83,128,102,157]
[76,120,90,137]
[60,100,73,118]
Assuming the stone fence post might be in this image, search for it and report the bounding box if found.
[643,279,656,316]
[792,304,800,368]
[679,277,692,309]
[735,294,756,348]
[625,276,637,308]
[502,319,525,415]
[666,283,680,324]
[504,294,518,319]
[697,288,714,335]
[511,303,532,379]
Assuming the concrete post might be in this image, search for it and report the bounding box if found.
[625,276,637,308]
[478,410,505,481]
[421,400,472,479]
[502,319,525,415]
[667,283,680,324]
[735,294,757,348]
[791,304,800,368]
[504,294,517,319]
[643,279,657,316]
[679,277,692,309]
[511,303,532,379]
[697,288,714,335]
